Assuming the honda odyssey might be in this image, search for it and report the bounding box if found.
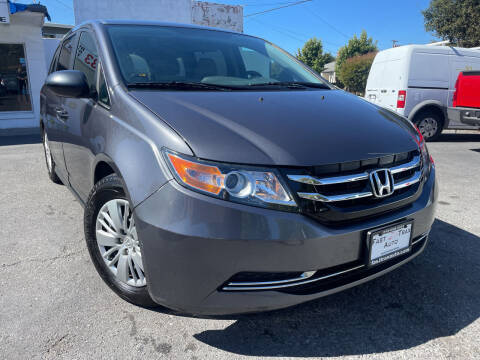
[40,21,437,315]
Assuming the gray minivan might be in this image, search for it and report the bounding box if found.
[41,20,437,315]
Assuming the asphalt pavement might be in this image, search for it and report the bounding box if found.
[0,131,479,359]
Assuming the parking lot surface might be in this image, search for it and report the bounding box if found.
[1,131,479,360]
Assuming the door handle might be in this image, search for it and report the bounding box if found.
[55,107,69,121]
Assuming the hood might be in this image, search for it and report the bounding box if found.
[130,89,419,166]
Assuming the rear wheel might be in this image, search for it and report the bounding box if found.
[42,130,62,184]
[414,111,444,141]
[84,174,157,307]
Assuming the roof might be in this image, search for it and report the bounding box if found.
[73,19,241,35]
[379,44,480,57]
[8,1,51,21]
[322,61,336,73]
[42,22,73,30]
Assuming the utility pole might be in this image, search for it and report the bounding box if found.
[392,40,399,48]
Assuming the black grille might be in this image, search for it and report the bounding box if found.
[282,150,424,225]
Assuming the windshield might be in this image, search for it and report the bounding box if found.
[106,25,329,89]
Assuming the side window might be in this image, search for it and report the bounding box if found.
[49,45,61,74]
[56,35,75,71]
[74,32,98,92]
[98,66,110,107]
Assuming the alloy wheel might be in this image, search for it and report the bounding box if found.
[95,199,146,287]
[417,117,438,139]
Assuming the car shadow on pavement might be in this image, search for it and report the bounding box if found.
[0,134,41,146]
[194,219,480,357]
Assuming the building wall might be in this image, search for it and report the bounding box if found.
[74,0,192,25]
[43,38,61,71]
[74,0,243,32]
[0,12,47,129]
[191,1,243,32]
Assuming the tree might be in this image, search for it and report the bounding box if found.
[339,52,377,94]
[296,38,335,74]
[423,0,480,47]
[336,30,378,87]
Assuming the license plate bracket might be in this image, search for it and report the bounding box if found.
[367,221,413,266]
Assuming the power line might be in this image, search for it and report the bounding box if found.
[249,17,339,54]
[239,1,305,6]
[307,9,350,39]
[244,0,313,18]
[50,0,73,10]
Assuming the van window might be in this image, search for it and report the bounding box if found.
[74,32,98,92]
[98,66,110,107]
[56,35,76,71]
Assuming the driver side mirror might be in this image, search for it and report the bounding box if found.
[45,70,90,98]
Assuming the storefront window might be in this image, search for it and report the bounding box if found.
[0,44,32,112]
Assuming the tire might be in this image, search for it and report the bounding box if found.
[42,130,62,184]
[84,174,157,308]
[413,111,444,141]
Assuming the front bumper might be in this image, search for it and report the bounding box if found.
[134,168,437,315]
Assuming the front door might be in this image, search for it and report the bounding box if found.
[62,30,102,200]
[44,34,77,182]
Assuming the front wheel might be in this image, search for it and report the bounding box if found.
[414,111,444,141]
[84,174,157,307]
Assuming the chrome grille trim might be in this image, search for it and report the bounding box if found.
[298,191,373,202]
[222,265,365,291]
[393,170,422,190]
[288,154,422,203]
[287,172,368,186]
[412,233,428,245]
[222,234,429,292]
[227,271,315,287]
[390,155,421,174]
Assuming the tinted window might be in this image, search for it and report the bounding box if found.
[98,66,110,106]
[56,36,75,71]
[106,25,326,88]
[74,32,98,92]
[49,45,61,74]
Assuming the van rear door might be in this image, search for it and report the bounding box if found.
[365,50,406,113]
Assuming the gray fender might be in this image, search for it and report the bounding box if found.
[408,100,449,128]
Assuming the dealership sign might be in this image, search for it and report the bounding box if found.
[76,43,98,71]
[0,1,10,24]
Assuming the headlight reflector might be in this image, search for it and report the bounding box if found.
[165,150,296,210]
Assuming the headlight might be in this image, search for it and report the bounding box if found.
[163,149,297,210]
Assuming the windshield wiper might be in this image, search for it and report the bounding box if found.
[127,81,232,91]
[248,81,331,89]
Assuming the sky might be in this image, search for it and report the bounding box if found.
[32,0,439,56]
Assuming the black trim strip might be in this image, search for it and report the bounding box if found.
[408,86,449,90]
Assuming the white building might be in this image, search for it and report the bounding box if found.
[0,1,50,131]
[321,61,336,84]
[0,0,243,133]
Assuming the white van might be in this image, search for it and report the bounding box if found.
[365,45,480,140]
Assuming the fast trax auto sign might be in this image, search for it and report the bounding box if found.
[0,1,10,24]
